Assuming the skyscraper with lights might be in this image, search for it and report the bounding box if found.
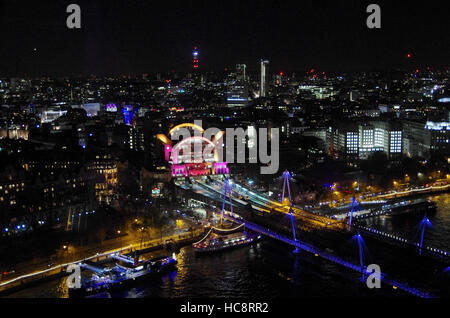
[227,64,248,107]
[260,59,269,97]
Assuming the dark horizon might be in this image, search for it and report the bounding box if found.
[0,0,448,77]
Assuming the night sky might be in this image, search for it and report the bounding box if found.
[0,0,448,76]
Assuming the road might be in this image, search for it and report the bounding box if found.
[0,226,205,292]
[194,179,345,231]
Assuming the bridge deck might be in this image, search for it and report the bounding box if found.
[225,214,435,298]
[206,180,447,260]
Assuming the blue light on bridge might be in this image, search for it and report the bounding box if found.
[419,215,433,255]
[351,232,370,271]
[226,214,433,297]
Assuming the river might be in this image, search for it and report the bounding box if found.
[4,194,449,298]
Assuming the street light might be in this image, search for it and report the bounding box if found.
[117,230,122,246]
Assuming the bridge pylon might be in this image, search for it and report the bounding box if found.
[348,196,359,230]
[281,170,293,205]
[356,232,364,273]
[418,215,432,255]
[281,171,300,255]
[221,178,234,225]
[290,207,301,255]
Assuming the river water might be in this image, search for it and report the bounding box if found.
[5,194,450,298]
[360,193,450,251]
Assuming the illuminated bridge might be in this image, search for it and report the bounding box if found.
[177,172,449,262]
[222,213,434,298]
[173,159,449,257]
[183,176,345,232]
[160,123,448,296]
[158,124,344,230]
[332,198,449,261]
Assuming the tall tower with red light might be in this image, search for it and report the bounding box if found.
[192,46,199,70]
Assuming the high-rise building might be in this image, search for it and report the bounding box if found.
[403,120,449,157]
[192,46,199,70]
[227,64,248,107]
[327,120,404,161]
[371,121,403,159]
[128,125,145,151]
[260,59,269,97]
[236,64,247,81]
[327,122,359,161]
[226,83,248,107]
[402,120,431,158]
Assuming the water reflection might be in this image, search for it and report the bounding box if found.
[362,193,450,250]
[5,194,449,298]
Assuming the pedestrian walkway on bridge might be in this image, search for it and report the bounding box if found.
[223,213,435,298]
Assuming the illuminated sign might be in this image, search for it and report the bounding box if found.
[105,104,117,112]
[151,187,160,196]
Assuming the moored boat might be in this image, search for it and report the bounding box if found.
[192,223,261,254]
[68,253,177,297]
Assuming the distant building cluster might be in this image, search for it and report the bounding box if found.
[323,117,448,162]
[0,60,449,237]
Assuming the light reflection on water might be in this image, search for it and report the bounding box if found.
[5,194,450,298]
[8,241,391,298]
[361,193,450,251]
